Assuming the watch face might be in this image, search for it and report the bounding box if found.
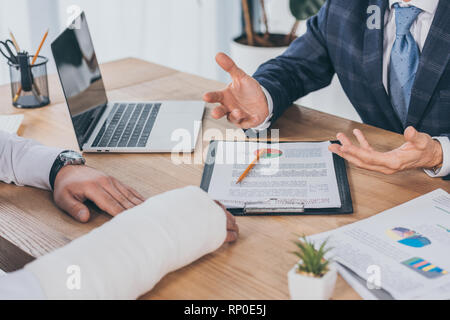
[60,151,85,165]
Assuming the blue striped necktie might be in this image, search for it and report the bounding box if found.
[388,3,422,125]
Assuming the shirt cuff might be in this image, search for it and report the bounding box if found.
[0,132,63,190]
[17,143,63,191]
[424,136,450,178]
[251,86,274,131]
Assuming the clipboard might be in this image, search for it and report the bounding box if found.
[200,140,353,216]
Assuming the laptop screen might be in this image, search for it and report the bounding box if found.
[51,12,108,149]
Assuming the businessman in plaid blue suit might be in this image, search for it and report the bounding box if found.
[204,0,450,179]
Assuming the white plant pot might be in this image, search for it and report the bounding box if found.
[230,37,289,76]
[288,262,337,300]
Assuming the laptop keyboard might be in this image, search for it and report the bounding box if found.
[92,103,161,148]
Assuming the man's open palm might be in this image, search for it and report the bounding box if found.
[203,53,269,129]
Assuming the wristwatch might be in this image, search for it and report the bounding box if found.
[432,163,443,176]
[49,150,86,190]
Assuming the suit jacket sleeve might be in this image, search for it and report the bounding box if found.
[253,1,334,124]
[0,131,63,190]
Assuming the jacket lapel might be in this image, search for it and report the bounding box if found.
[406,0,450,128]
[363,0,404,132]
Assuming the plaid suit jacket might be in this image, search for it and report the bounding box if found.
[253,0,450,141]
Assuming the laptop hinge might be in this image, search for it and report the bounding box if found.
[80,103,108,150]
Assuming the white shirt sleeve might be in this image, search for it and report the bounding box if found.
[251,86,274,131]
[0,131,63,190]
[0,270,46,300]
[424,136,450,178]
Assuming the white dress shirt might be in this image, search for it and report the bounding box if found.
[0,131,63,190]
[255,0,450,178]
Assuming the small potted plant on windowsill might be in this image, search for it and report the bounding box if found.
[288,236,337,300]
[231,0,326,75]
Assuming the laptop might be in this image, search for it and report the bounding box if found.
[51,12,204,153]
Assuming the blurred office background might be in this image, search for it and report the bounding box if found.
[0,0,359,122]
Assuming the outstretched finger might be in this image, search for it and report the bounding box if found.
[328,144,394,174]
[203,91,224,104]
[353,129,372,150]
[215,52,246,80]
[336,132,353,147]
[212,105,229,119]
[404,126,428,149]
[228,109,247,124]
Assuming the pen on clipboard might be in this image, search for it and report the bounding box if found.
[236,149,266,184]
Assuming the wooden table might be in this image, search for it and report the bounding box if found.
[0,58,448,300]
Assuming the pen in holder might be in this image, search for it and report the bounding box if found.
[8,53,50,108]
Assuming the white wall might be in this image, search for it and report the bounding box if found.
[0,0,241,85]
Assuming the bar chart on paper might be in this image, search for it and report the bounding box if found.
[402,257,448,279]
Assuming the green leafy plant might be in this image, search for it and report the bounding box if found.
[292,236,332,278]
[240,0,326,47]
[288,0,327,41]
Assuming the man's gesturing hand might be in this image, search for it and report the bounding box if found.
[203,53,269,129]
[53,165,145,223]
[329,127,444,175]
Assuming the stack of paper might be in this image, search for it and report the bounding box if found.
[0,114,24,134]
[309,189,450,300]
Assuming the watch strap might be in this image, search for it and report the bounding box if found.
[49,150,86,190]
[49,150,70,190]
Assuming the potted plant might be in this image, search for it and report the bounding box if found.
[231,0,326,75]
[288,236,337,300]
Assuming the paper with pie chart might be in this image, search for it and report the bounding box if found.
[308,189,450,300]
[207,141,341,209]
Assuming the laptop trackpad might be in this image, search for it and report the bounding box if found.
[148,114,201,152]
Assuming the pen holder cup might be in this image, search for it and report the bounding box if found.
[8,55,50,108]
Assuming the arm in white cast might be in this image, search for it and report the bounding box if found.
[22,186,226,299]
[0,269,46,300]
[424,136,450,178]
[251,86,274,131]
[0,131,63,190]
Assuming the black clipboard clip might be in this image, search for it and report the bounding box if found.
[243,198,305,215]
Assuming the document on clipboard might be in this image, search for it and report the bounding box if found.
[200,140,353,216]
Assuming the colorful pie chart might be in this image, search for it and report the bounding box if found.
[255,148,283,159]
[386,227,431,248]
